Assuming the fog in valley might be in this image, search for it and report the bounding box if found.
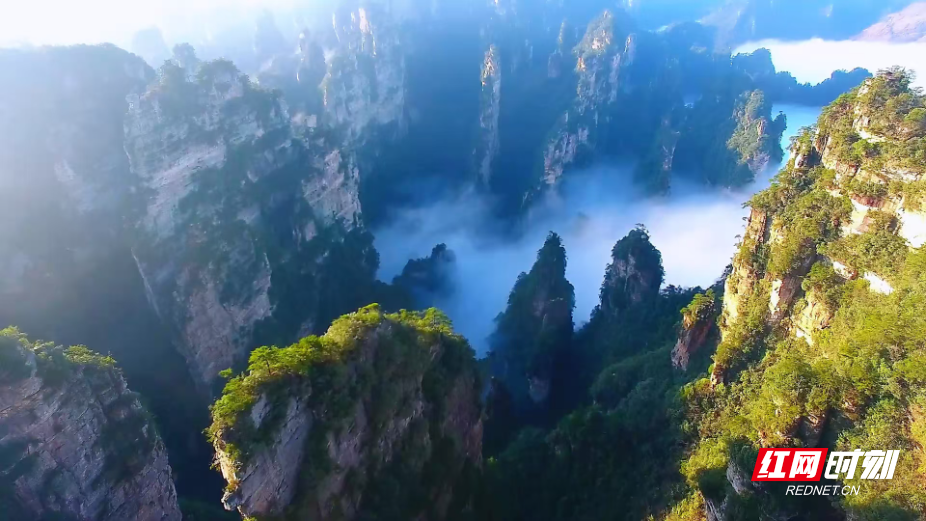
[375,103,821,354]
[375,36,926,355]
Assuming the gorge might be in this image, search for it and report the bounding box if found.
[2,1,926,520]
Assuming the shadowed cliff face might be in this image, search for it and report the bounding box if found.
[0,330,181,521]
[0,44,391,504]
[210,306,482,520]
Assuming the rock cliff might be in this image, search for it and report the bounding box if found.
[0,328,181,521]
[210,306,482,520]
[537,10,635,194]
[1,44,387,398]
[474,44,501,186]
[671,290,717,371]
[324,4,406,142]
[125,57,380,392]
[488,233,575,409]
[684,68,926,520]
[599,227,664,313]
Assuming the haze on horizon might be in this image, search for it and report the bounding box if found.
[0,0,312,48]
[4,0,925,356]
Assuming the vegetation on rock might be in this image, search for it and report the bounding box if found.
[487,233,575,416]
[210,305,482,520]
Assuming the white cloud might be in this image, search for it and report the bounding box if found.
[736,38,926,89]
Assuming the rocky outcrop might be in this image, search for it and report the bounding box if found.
[702,458,755,521]
[721,208,769,339]
[489,233,575,409]
[541,117,590,191]
[323,4,406,141]
[672,319,712,371]
[672,291,717,371]
[537,10,635,194]
[793,290,835,345]
[600,227,664,314]
[125,58,377,391]
[393,243,457,306]
[0,329,180,521]
[768,268,812,323]
[212,306,482,520]
[475,45,501,186]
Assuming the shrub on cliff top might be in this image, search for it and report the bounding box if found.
[208,304,476,466]
[680,289,717,325]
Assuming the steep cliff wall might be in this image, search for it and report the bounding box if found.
[1,44,384,396]
[0,45,152,331]
[672,290,718,371]
[210,306,482,520]
[474,44,502,186]
[324,4,406,142]
[125,58,382,391]
[0,329,181,521]
[489,233,575,408]
[537,10,635,194]
[682,69,926,520]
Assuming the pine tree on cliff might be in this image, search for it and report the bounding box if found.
[488,232,575,412]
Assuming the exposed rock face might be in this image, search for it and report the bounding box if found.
[475,44,502,186]
[704,495,726,521]
[125,59,378,391]
[600,227,664,314]
[672,292,717,371]
[768,268,811,323]
[537,10,634,195]
[0,330,180,521]
[635,115,681,193]
[721,208,769,339]
[793,289,835,345]
[323,4,406,141]
[672,319,712,371]
[212,307,482,520]
[1,43,389,405]
[0,45,152,313]
[732,89,784,175]
[897,207,926,248]
[489,233,575,409]
[541,117,589,190]
[701,458,755,521]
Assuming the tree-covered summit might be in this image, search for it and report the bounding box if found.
[599,225,665,314]
[488,232,576,413]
